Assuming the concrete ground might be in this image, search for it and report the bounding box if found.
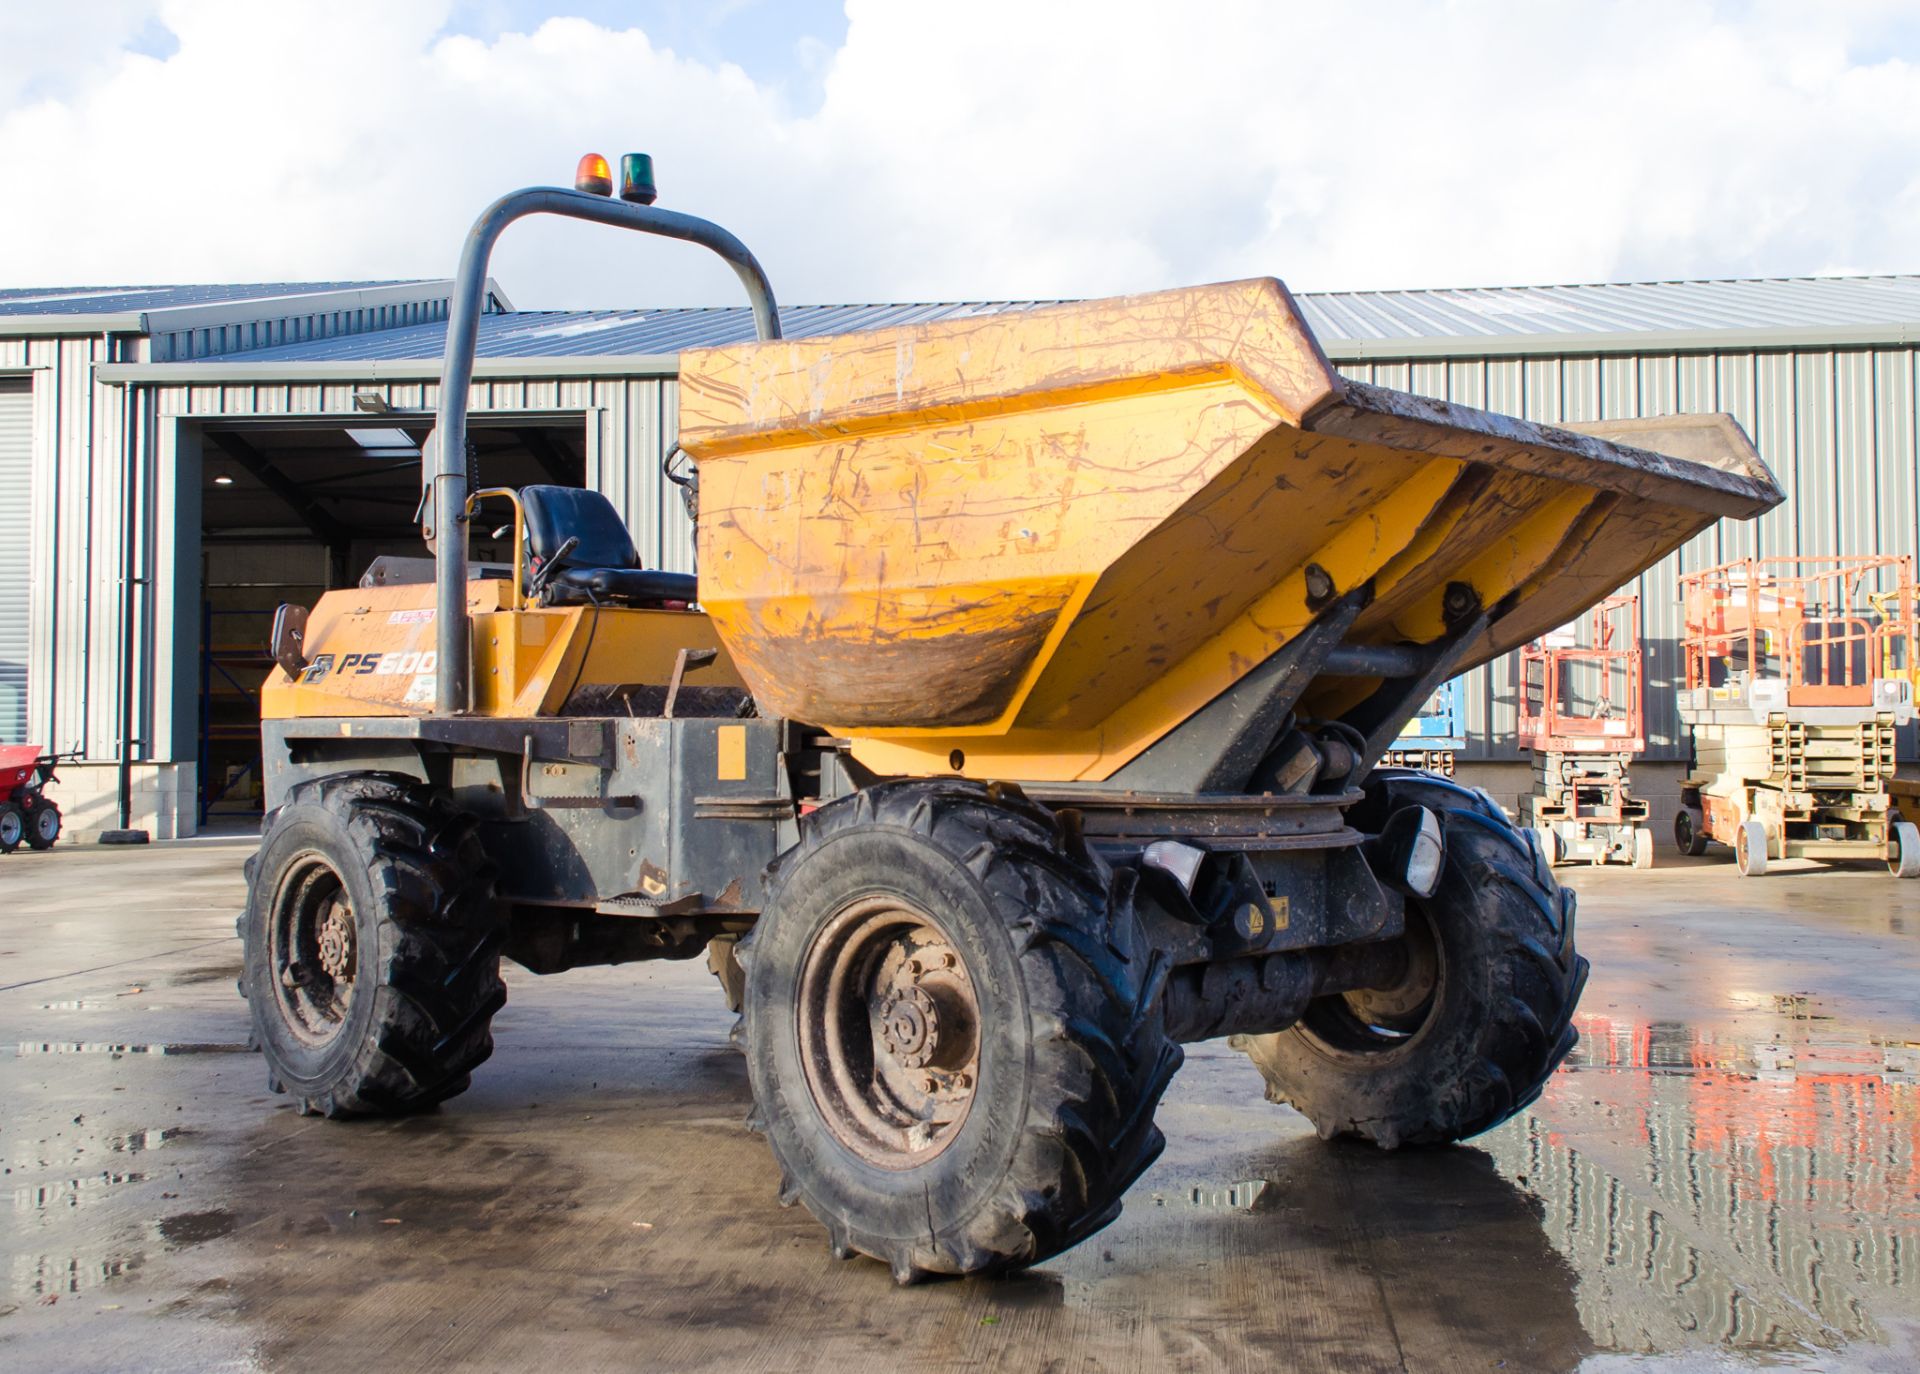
[2,834,1916,1373]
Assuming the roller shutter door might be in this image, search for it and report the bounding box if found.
[0,379,29,743]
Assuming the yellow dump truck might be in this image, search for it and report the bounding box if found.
[240,163,1782,1282]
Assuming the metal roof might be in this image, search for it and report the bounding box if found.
[91,273,1920,379]
[214,300,1058,364]
[0,281,431,317]
[1299,274,1920,343]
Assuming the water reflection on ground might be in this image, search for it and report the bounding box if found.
[1484,1010,1919,1366]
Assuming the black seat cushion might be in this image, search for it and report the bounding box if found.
[548,566,698,605]
[517,484,694,606]
[520,485,640,570]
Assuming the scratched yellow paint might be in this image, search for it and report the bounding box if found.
[678,278,1629,782]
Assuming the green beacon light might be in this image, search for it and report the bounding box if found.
[619,153,657,205]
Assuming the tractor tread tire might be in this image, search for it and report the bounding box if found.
[241,774,504,1119]
[741,779,1182,1282]
[1237,771,1586,1149]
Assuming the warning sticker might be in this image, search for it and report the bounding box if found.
[388,608,434,625]
[404,674,436,705]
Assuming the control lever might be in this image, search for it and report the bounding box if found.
[523,535,579,603]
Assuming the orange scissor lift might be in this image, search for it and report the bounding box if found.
[1675,556,1920,877]
[1518,594,1653,868]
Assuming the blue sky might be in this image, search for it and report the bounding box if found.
[1,2,1917,309]
[440,1,847,106]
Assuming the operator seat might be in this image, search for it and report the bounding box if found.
[518,485,698,607]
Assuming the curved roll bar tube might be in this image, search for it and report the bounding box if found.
[424,185,782,714]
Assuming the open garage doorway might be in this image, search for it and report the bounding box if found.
[195,415,586,826]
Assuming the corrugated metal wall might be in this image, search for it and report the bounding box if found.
[19,336,1918,772]
[0,331,139,766]
[1332,348,1920,761]
[5,347,686,769]
[0,378,30,742]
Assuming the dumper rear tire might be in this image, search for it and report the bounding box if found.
[739,779,1181,1282]
[240,775,506,1118]
[1236,773,1587,1148]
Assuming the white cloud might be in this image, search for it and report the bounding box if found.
[0,0,1917,308]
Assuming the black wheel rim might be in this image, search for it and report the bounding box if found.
[796,895,981,1169]
[1298,905,1443,1058]
[268,851,358,1047]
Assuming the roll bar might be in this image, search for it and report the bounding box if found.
[423,185,782,714]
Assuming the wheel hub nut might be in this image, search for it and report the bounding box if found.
[317,901,355,981]
[879,985,940,1068]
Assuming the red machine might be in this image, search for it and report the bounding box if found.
[1517,594,1652,867]
[0,744,63,854]
[1675,556,1917,877]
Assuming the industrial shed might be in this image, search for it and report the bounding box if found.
[5,274,1919,837]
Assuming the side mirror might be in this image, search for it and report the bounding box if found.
[269,604,310,678]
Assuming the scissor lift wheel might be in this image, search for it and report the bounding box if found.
[1890,820,1920,879]
[1735,819,1769,878]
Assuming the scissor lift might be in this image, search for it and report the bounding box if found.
[1518,594,1652,868]
[1675,556,1920,877]
[1384,677,1464,776]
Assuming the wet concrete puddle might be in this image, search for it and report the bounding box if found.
[0,845,1915,1369]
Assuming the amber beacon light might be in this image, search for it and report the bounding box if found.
[573,152,614,196]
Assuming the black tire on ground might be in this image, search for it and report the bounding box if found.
[0,802,23,853]
[1674,805,1708,856]
[25,798,61,850]
[739,779,1182,1282]
[239,774,506,1118]
[1236,771,1588,1149]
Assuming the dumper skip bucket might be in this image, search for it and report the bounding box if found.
[678,280,1780,784]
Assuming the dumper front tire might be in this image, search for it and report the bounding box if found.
[1236,773,1587,1148]
[739,779,1181,1282]
[240,775,505,1118]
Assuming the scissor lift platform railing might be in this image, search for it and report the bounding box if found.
[1674,556,1920,877]
[1518,594,1651,868]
